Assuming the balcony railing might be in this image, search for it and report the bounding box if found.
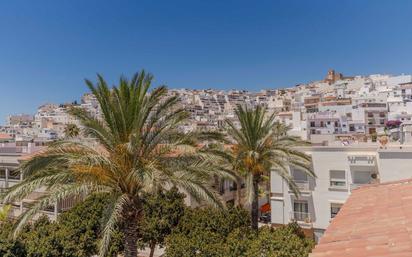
[294,180,310,191]
[291,211,311,223]
[347,156,375,166]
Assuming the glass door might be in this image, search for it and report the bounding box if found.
[293,201,309,221]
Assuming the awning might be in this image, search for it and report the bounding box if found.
[260,203,271,213]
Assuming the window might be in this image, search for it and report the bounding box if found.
[310,121,315,127]
[331,203,343,218]
[292,169,307,181]
[330,170,346,188]
[229,181,237,191]
[8,170,20,180]
[292,169,309,190]
[352,171,372,185]
[293,201,309,221]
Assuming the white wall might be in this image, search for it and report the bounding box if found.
[377,149,412,181]
[269,145,412,233]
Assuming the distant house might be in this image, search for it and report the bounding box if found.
[0,133,14,143]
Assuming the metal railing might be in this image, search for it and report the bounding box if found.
[347,156,375,165]
[294,180,310,191]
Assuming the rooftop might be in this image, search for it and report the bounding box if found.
[310,179,412,257]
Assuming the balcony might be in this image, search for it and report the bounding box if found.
[347,155,376,166]
[295,180,310,191]
[288,180,311,195]
[290,211,312,225]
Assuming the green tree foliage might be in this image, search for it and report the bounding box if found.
[165,206,250,257]
[224,224,314,257]
[0,223,26,257]
[139,187,186,257]
[53,195,123,257]
[165,207,314,257]
[22,216,62,257]
[0,195,123,257]
[223,227,255,257]
[244,223,315,257]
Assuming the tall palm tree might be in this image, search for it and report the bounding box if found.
[64,123,80,138]
[225,105,315,230]
[1,71,227,257]
[206,143,245,207]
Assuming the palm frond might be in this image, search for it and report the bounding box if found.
[99,194,129,257]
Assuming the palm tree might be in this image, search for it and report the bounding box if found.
[64,123,80,138]
[1,71,227,257]
[0,204,11,221]
[206,143,245,207]
[225,105,315,230]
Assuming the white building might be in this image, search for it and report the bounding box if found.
[270,142,412,241]
[0,142,63,220]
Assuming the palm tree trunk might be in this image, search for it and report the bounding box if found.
[123,206,141,257]
[251,175,260,231]
[123,217,139,257]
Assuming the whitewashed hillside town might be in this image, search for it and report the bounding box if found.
[3,69,412,240]
[4,70,412,143]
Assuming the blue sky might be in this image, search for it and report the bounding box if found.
[1,0,412,122]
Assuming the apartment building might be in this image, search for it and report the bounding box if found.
[7,114,34,126]
[307,111,347,136]
[358,103,388,135]
[270,142,412,241]
[304,95,321,113]
[0,142,74,220]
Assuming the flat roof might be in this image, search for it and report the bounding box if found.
[299,143,412,152]
[310,179,412,257]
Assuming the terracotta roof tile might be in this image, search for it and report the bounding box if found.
[0,133,13,139]
[310,179,412,257]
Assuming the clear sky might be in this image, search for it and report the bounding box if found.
[1,0,412,122]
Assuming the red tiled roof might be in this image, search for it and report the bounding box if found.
[311,179,412,257]
[0,133,13,139]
